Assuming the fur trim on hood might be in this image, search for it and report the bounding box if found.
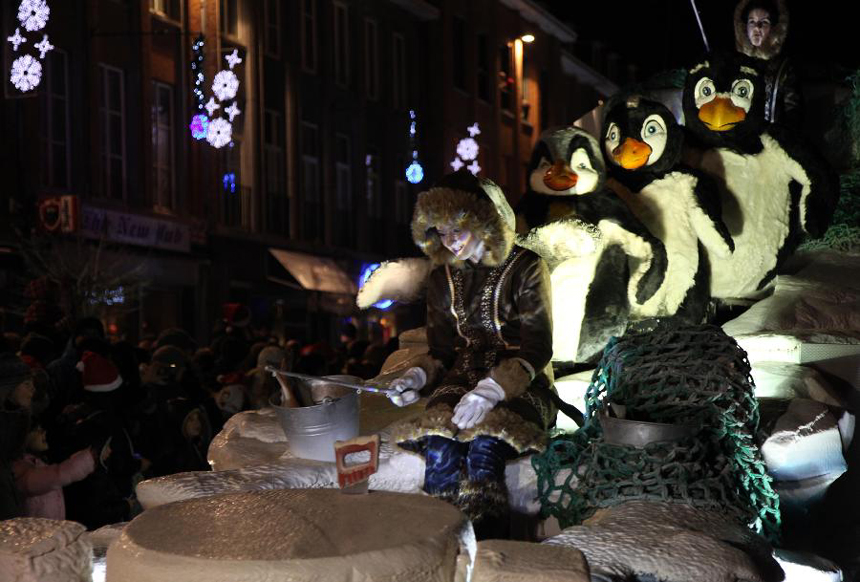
[412,170,516,267]
[734,0,788,60]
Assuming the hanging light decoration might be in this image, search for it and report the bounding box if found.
[188,34,209,140]
[7,0,53,93]
[405,109,424,185]
[450,122,481,175]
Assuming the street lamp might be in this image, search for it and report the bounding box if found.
[520,33,535,43]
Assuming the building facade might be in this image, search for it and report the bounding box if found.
[1,0,619,345]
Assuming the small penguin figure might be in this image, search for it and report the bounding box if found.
[683,52,839,300]
[515,126,668,362]
[603,94,734,325]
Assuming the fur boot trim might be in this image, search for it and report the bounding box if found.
[456,405,548,454]
[412,172,516,267]
[356,258,431,309]
[488,358,532,400]
[458,478,509,522]
[393,403,547,455]
[734,0,788,60]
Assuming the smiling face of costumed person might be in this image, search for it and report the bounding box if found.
[437,225,484,262]
[747,8,772,47]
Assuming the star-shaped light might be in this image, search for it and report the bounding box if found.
[225,49,242,70]
[7,28,26,52]
[467,160,481,175]
[204,97,220,117]
[224,102,241,122]
[34,34,53,59]
[450,157,464,171]
[467,123,481,137]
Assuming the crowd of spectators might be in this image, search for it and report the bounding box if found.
[1,300,396,529]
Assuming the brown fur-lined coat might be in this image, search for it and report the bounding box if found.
[393,171,556,454]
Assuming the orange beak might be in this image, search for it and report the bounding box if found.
[612,137,652,170]
[698,97,746,131]
[543,160,578,191]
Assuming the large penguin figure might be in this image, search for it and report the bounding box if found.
[683,53,839,300]
[515,126,668,363]
[603,94,734,325]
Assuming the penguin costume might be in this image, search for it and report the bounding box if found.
[683,53,839,300]
[603,94,734,325]
[515,126,668,363]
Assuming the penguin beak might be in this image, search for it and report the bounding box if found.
[612,138,652,170]
[543,160,578,191]
[698,97,746,131]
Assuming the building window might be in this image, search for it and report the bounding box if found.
[539,69,549,130]
[301,0,317,73]
[365,149,381,219]
[263,0,281,57]
[264,110,286,234]
[150,0,180,21]
[220,0,239,38]
[476,33,490,102]
[41,49,70,191]
[333,1,350,87]
[300,121,321,240]
[452,16,466,91]
[392,33,407,109]
[99,64,126,200]
[151,81,175,210]
[499,45,514,112]
[220,140,248,228]
[334,133,353,246]
[394,176,410,226]
[364,18,379,101]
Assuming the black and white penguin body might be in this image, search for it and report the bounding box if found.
[515,126,668,362]
[683,53,839,300]
[603,95,733,324]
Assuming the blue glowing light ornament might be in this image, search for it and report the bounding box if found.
[359,263,394,310]
[189,114,209,140]
[405,160,424,185]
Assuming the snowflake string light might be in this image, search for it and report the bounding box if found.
[7,28,26,52]
[406,161,424,184]
[225,49,242,70]
[456,137,479,161]
[34,34,53,59]
[204,97,220,117]
[206,117,233,148]
[18,0,50,32]
[212,70,239,101]
[189,114,209,140]
[10,54,42,92]
[449,122,481,175]
[224,102,241,122]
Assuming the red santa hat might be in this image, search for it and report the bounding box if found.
[76,350,123,392]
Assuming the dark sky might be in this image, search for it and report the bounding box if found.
[545,0,859,82]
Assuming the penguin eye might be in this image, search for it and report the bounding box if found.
[640,114,668,167]
[730,79,754,112]
[694,77,717,108]
[569,149,594,172]
[604,123,621,160]
[537,157,551,168]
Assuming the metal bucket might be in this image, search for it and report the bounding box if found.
[270,375,360,462]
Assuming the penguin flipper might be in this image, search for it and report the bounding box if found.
[686,168,735,255]
[517,218,602,271]
[767,125,840,238]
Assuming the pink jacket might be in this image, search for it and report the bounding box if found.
[12,449,95,520]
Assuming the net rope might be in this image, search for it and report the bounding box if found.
[532,324,781,542]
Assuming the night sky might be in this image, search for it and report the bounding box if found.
[546,0,859,82]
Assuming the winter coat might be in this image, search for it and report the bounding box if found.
[12,449,94,520]
[393,171,557,455]
[734,0,801,127]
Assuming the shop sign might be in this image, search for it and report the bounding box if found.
[38,195,79,233]
[81,205,190,253]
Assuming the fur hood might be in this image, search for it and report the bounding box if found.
[734,0,788,60]
[412,170,516,267]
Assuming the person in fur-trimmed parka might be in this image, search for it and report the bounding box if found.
[387,169,556,540]
[734,0,801,127]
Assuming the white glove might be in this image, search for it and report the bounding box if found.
[452,377,505,429]
[388,367,426,407]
